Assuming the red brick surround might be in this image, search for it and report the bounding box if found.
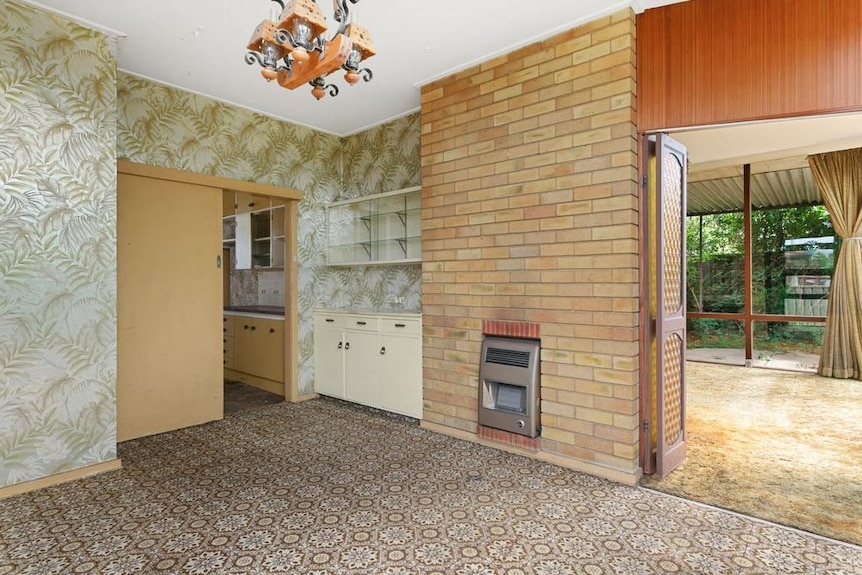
[478,425,540,451]
[482,320,540,339]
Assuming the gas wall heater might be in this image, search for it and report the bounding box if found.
[478,336,541,438]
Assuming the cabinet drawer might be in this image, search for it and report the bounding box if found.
[380,318,420,335]
[315,314,345,329]
[346,316,379,332]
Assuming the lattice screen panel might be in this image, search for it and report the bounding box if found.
[663,333,683,444]
[662,152,683,313]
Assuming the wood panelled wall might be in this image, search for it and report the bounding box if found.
[637,0,862,132]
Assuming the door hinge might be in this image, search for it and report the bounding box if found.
[642,175,648,189]
[642,420,649,433]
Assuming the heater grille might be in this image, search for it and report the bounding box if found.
[485,347,531,368]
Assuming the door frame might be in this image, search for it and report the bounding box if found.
[117,160,303,402]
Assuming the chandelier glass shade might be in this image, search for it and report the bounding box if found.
[245,0,375,100]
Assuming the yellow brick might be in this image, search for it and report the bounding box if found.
[554,34,592,58]
[494,85,523,102]
[556,201,592,216]
[542,427,575,445]
[573,42,611,65]
[574,380,614,397]
[576,407,615,426]
[613,443,638,460]
[594,369,637,386]
[539,216,573,231]
[557,390,595,408]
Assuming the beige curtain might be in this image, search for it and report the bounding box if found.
[808,147,862,380]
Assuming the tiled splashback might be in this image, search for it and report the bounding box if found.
[227,261,284,308]
[257,271,284,307]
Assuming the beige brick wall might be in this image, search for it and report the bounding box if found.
[420,10,641,480]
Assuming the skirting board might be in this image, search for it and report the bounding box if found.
[0,459,122,500]
[419,421,640,486]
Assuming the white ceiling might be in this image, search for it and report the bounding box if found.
[673,113,862,172]
[23,0,685,136]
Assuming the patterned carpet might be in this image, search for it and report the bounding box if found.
[1,398,861,575]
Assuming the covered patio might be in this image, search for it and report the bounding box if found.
[684,147,862,379]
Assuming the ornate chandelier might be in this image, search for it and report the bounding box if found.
[245,0,375,100]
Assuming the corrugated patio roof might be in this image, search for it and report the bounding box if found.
[687,156,822,215]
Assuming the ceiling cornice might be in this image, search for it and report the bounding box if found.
[14,0,126,37]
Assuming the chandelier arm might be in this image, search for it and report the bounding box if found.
[245,51,266,67]
[270,0,285,9]
[358,67,372,82]
[313,36,325,55]
[275,28,296,47]
[334,0,360,36]
[325,83,340,97]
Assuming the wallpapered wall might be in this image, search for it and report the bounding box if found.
[0,2,118,487]
[117,74,421,395]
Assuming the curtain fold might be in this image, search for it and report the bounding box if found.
[808,147,862,380]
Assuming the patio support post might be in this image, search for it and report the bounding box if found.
[743,164,753,365]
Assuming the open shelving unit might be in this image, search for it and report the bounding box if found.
[223,193,286,269]
[326,186,421,266]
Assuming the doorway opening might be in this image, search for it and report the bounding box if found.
[640,114,862,546]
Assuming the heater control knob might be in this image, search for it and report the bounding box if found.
[517,420,525,429]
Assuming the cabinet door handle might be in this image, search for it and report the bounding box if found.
[356,321,367,325]
[380,346,386,355]
[243,324,249,330]
[269,328,275,333]
[325,318,334,323]
[345,342,350,350]
[395,323,406,328]
[250,326,257,331]
[338,342,343,349]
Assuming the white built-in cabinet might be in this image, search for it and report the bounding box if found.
[313,310,423,419]
[326,186,421,265]
[223,192,286,269]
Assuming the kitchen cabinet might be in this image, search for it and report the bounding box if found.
[343,320,381,407]
[313,314,346,398]
[225,313,285,395]
[326,186,421,266]
[223,194,286,270]
[313,310,422,418]
[378,317,423,417]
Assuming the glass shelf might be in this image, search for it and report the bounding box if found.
[326,187,421,266]
[222,196,287,270]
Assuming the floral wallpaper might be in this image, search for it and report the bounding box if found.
[0,2,118,487]
[117,74,421,395]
